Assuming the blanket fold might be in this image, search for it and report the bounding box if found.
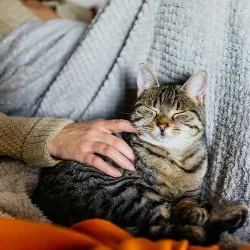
[0,218,220,250]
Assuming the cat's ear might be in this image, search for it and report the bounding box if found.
[137,63,160,97]
[181,71,207,105]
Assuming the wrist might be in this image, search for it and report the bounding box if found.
[23,118,73,166]
[48,123,73,158]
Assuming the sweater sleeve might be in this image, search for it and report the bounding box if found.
[0,113,73,167]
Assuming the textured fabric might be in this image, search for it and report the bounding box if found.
[0,0,250,242]
[0,158,50,221]
[0,19,87,116]
[0,218,220,250]
[22,117,73,166]
[0,112,71,220]
[0,113,72,166]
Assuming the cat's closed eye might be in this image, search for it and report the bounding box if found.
[172,111,187,119]
[147,107,159,116]
[137,106,159,118]
[172,111,194,121]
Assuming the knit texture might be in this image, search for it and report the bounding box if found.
[0,0,250,241]
[0,112,72,220]
[0,113,72,166]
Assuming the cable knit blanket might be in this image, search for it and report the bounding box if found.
[0,0,250,243]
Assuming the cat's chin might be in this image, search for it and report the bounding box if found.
[140,133,190,153]
[158,135,169,141]
[139,133,172,147]
[154,132,175,141]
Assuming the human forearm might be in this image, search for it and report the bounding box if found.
[0,113,72,166]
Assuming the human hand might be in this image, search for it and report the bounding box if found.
[20,0,60,20]
[49,119,140,177]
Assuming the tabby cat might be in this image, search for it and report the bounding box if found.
[32,64,247,245]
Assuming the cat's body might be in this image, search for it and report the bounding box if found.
[32,65,247,244]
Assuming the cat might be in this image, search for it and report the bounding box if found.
[32,64,247,245]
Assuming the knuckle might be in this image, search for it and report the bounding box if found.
[103,145,114,155]
[115,119,126,127]
[77,141,86,152]
[85,129,96,138]
[113,138,123,148]
[79,145,87,155]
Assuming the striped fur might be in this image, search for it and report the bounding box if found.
[32,68,247,245]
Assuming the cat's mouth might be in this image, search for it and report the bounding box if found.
[138,127,177,145]
[139,132,176,150]
[154,128,175,139]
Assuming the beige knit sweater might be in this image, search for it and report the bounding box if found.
[0,113,72,166]
[0,113,72,222]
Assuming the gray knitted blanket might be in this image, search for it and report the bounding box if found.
[0,0,250,242]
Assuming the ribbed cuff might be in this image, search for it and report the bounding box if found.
[23,117,73,167]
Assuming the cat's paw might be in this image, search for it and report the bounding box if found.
[182,206,209,226]
[179,225,206,244]
[209,204,248,233]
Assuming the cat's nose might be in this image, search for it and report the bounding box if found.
[158,124,167,131]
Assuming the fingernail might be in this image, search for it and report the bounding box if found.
[112,169,122,177]
[131,154,136,162]
[133,127,140,133]
[128,163,136,171]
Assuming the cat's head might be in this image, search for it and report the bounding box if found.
[131,64,207,150]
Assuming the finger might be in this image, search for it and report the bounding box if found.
[83,153,122,177]
[103,119,140,134]
[95,133,135,163]
[90,142,135,171]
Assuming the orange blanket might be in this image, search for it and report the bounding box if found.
[0,218,248,250]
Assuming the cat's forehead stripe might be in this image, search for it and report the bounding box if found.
[157,86,178,111]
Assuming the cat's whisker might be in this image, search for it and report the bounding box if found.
[172,128,190,133]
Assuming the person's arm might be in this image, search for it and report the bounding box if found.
[0,112,72,166]
[0,113,139,177]
[49,119,139,177]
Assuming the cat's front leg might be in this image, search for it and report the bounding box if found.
[174,198,209,226]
